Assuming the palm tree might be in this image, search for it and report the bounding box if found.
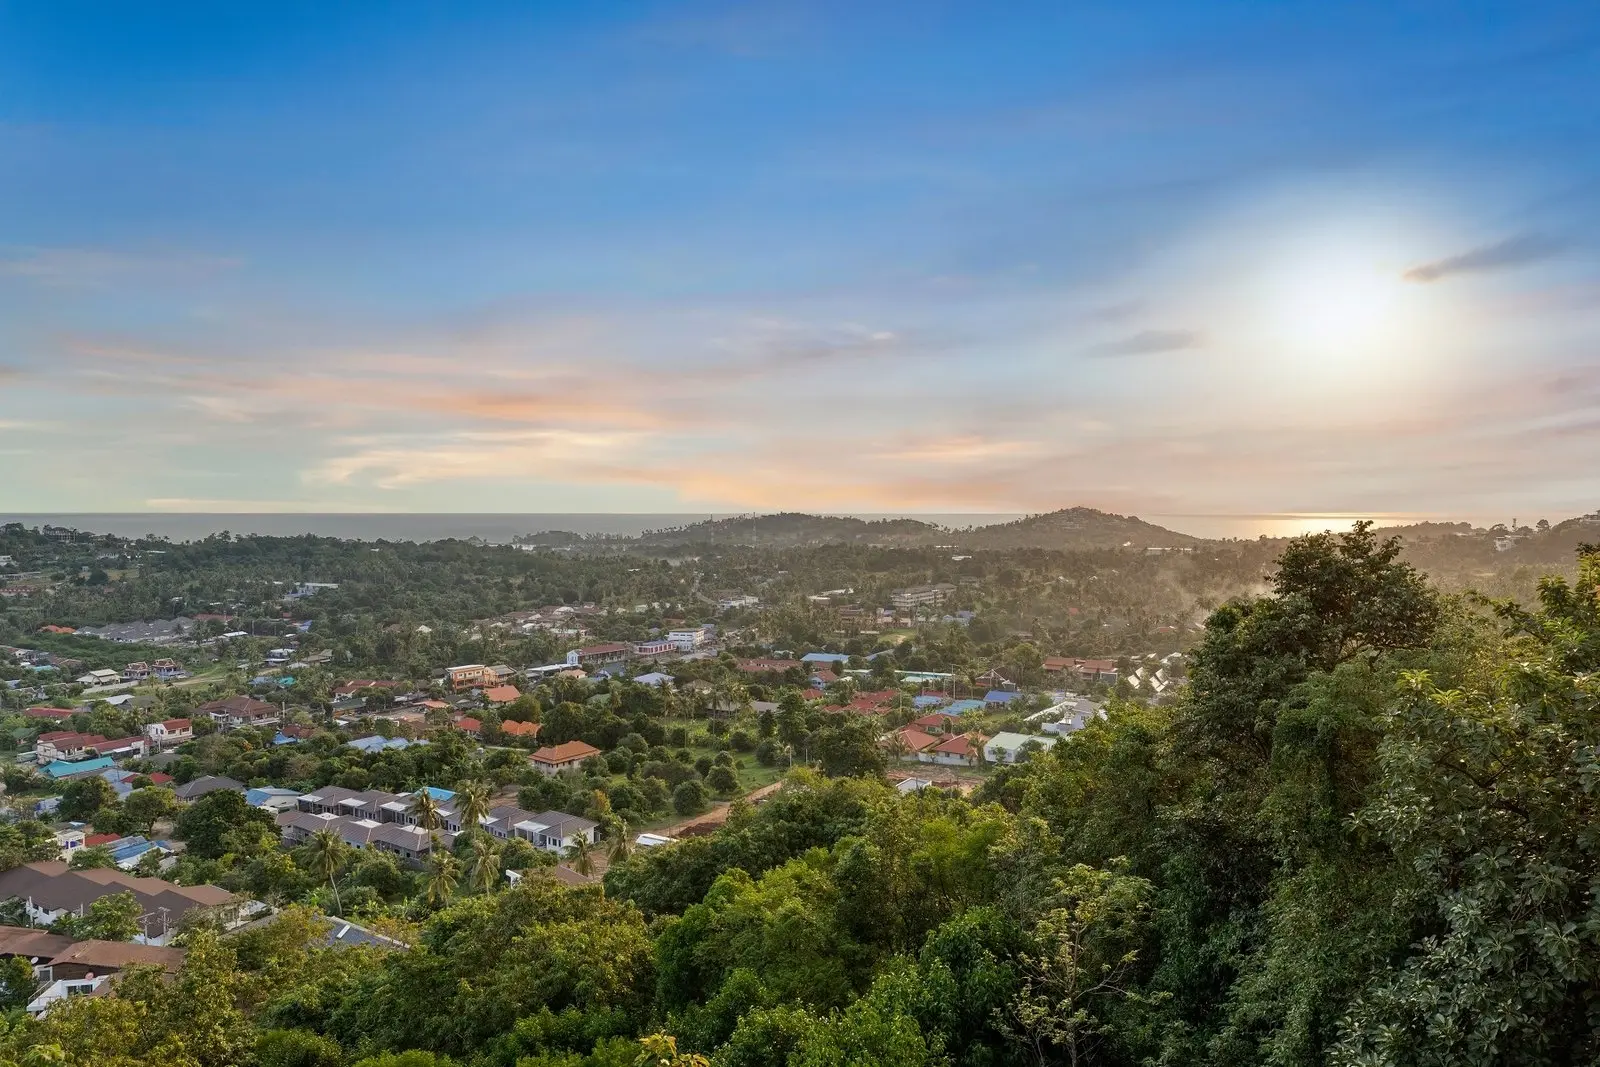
[456,780,493,839]
[607,820,633,865]
[408,789,442,834]
[467,836,501,895]
[424,851,460,907]
[303,828,349,915]
[565,836,595,878]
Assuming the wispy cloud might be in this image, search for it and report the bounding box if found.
[1403,234,1562,283]
[1089,328,1204,357]
[0,247,241,287]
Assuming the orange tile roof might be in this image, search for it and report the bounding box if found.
[499,719,541,737]
[483,685,521,703]
[892,727,940,752]
[530,740,601,765]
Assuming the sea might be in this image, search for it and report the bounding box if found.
[0,511,1482,543]
[0,513,1026,543]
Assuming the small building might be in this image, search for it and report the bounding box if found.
[143,718,193,747]
[926,732,987,767]
[482,685,521,705]
[984,732,1060,764]
[499,719,542,741]
[632,671,674,687]
[445,664,492,691]
[173,775,247,801]
[529,740,602,775]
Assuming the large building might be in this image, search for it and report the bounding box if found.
[564,643,630,667]
[0,862,246,945]
[890,583,956,611]
[278,785,596,857]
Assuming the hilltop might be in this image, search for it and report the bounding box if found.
[525,508,1209,553]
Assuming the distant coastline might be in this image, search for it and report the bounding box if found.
[0,511,1491,542]
[0,512,1028,544]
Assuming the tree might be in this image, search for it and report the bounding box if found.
[123,786,178,835]
[175,789,275,860]
[58,776,118,822]
[0,955,37,1011]
[566,836,595,877]
[608,820,634,865]
[673,780,709,816]
[467,835,502,894]
[424,851,459,907]
[705,764,740,795]
[302,828,350,916]
[811,717,886,779]
[408,789,442,835]
[999,865,1157,1067]
[67,844,118,870]
[77,890,143,941]
[455,780,493,840]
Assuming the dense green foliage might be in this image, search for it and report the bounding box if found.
[1,527,1596,1066]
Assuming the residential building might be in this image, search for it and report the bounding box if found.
[632,638,675,656]
[196,695,280,730]
[173,775,247,801]
[151,659,187,680]
[144,718,194,747]
[35,731,105,764]
[122,662,152,683]
[890,583,956,611]
[984,732,1060,764]
[75,669,121,686]
[453,715,484,738]
[564,643,631,667]
[498,718,542,740]
[0,861,245,945]
[245,787,302,813]
[445,664,492,691]
[279,786,596,858]
[718,594,760,611]
[885,727,941,759]
[631,671,673,687]
[483,684,521,704]
[42,757,116,780]
[927,732,988,767]
[0,927,184,1015]
[983,689,1023,706]
[529,740,602,775]
[666,625,713,652]
[737,658,802,675]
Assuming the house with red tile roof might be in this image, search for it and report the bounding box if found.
[927,732,988,767]
[529,740,602,775]
[499,719,541,740]
[483,685,521,704]
[884,727,941,759]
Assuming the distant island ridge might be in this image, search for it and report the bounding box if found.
[0,509,1521,544]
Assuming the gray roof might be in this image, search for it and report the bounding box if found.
[174,775,247,800]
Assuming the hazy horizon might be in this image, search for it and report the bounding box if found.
[0,509,1519,543]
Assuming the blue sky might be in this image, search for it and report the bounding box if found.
[2,2,1598,529]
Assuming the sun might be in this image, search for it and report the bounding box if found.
[1261,244,1407,368]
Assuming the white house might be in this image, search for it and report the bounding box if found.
[143,718,194,747]
[984,732,1060,764]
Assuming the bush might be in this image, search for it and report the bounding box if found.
[729,729,755,752]
[705,765,739,795]
[256,1029,344,1067]
[755,739,779,766]
[672,779,709,816]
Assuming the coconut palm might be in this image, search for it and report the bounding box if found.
[467,836,501,895]
[424,851,460,907]
[607,820,633,865]
[303,828,349,915]
[408,788,442,833]
[565,836,595,877]
[456,780,494,839]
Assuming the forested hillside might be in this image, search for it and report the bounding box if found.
[4,527,1596,1066]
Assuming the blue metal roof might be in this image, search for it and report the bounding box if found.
[43,756,115,779]
[945,699,986,715]
[912,694,948,707]
[984,690,1022,703]
[801,652,850,663]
